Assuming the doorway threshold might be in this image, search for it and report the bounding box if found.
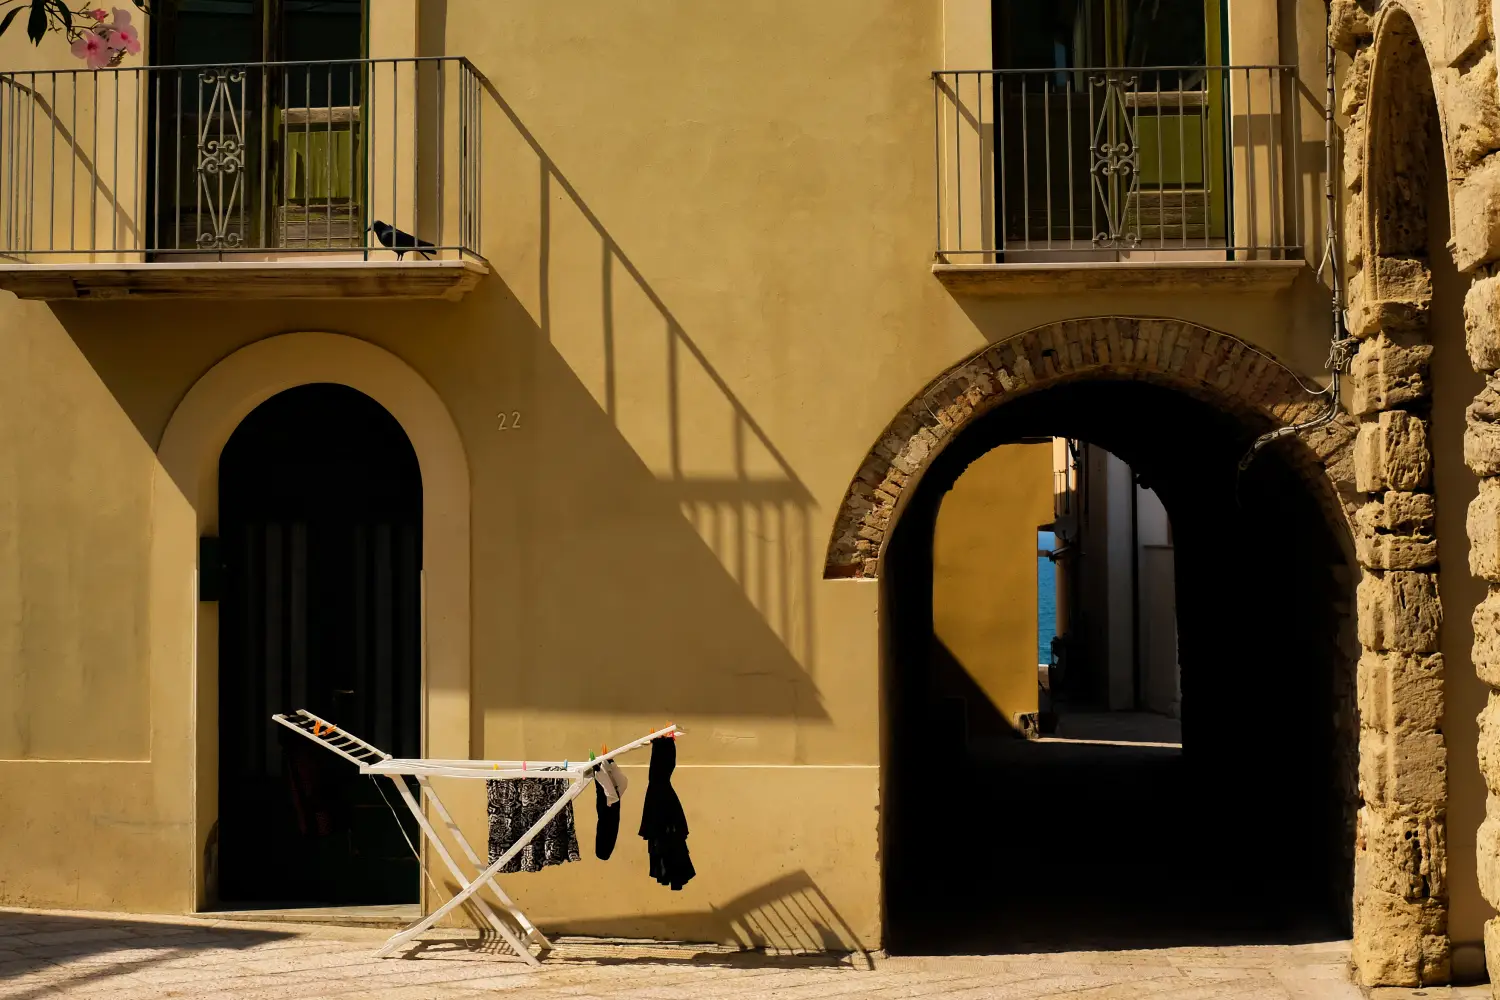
[205,903,420,929]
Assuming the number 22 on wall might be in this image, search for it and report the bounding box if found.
[497,411,523,431]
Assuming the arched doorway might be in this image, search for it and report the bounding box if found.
[215,383,423,906]
[818,316,1456,962]
[879,378,1354,951]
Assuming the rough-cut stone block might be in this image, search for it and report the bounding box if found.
[1352,883,1451,986]
[1358,570,1442,653]
[1478,813,1500,908]
[1357,649,1444,734]
[1471,587,1500,687]
[1452,155,1500,272]
[1444,0,1491,66]
[1347,191,1366,269]
[1470,477,1500,581]
[1465,273,1500,372]
[1358,491,1438,535]
[1444,52,1500,171]
[1355,410,1432,492]
[1486,918,1500,992]
[1350,332,1433,415]
[1344,46,1374,116]
[1466,380,1500,476]
[1331,0,1374,52]
[1357,805,1448,900]
[1357,530,1439,569]
[1349,257,1433,337]
[1477,694,1500,797]
[1352,490,1438,568]
[1360,728,1448,810]
[1346,110,1367,194]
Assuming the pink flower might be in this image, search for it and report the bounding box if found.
[106,9,139,55]
[71,31,110,69]
[105,26,138,54]
[88,9,108,20]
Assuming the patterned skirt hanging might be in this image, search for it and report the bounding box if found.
[486,776,581,873]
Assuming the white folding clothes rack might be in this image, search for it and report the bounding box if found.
[272,708,684,966]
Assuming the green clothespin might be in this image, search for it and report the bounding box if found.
[589,750,596,761]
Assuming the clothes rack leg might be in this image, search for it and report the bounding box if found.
[417,775,553,951]
[375,776,589,959]
[386,776,542,967]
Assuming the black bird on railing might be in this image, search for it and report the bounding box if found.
[370,220,435,260]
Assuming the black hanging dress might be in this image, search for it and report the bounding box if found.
[638,736,695,890]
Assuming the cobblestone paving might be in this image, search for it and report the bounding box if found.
[0,907,1489,999]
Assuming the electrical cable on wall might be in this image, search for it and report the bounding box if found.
[1238,4,1358,473]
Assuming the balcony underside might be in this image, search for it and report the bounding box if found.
[932,260,1305,296]
[0,259,488,301]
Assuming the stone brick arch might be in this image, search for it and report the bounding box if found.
[824,316,1358,581]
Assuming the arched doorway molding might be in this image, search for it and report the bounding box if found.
[823,315,1451,984]
[155,331,470,909]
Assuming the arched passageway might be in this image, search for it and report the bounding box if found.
[215,383,423,907]
[879,378,1356,952]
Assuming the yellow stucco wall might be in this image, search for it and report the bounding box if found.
[930,443,1053,729]
[0,0,1472,957]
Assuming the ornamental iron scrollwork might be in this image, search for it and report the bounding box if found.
[1089,72,1140,249]
[195,68,247,250]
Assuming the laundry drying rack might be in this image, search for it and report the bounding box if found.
[273,708,684,966]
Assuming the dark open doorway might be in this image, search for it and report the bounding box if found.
[881,380,1355,953]
[216,382,422,907]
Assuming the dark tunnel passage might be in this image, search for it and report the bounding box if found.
[881,379,1357,953]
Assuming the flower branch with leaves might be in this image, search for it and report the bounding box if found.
[0,0,149,67]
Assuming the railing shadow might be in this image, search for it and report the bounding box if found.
[478,74,820,677]
[415,870,872,970]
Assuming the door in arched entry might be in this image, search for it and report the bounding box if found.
[216,382,422,906]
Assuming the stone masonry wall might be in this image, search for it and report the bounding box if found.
[1336,0,1500,987]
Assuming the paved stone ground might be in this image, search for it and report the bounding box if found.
[0,907,1490,999]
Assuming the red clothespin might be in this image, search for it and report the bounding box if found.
[522,760,527,771]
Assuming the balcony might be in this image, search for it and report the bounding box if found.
[0,57,485,301]
[932,65,1305,295]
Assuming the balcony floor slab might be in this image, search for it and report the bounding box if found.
[0,258,488,301]
[932,259,1305,296]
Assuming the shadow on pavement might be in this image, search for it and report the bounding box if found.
[0,908,292,993]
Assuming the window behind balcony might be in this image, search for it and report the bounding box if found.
[990,0,1229,254]
[149,0,366,253]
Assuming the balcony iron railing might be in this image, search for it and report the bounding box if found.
[0,56,481,261]
[933,65,1301,262]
